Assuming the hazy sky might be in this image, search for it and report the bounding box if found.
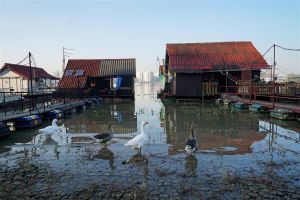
[0,0,299,76]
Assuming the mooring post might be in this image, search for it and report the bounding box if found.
[21,93,23,113]
[43,90,45,112]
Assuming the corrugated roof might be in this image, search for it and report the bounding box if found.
[166,42,269,72]
[58,59,136,89]
[98,59,136,77]
[0,63,59,80]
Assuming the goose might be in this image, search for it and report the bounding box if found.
[125,120,149,154]
[39,119,59,136]
[185,128,197,155]
[58,124,68,134]
[93,124,113,147]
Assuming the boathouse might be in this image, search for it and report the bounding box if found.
[58,59,136,98]
[0,63,59,93]
[160,42,270,98]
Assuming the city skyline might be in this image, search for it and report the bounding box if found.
[1,0,299,76]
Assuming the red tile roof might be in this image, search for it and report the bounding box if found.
[58,59,136,89]
[58,59,100,89]
[1,63,59,80]
[166,42,270,72]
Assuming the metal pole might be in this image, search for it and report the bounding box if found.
[226,71,228,95]
[29,52,33,115]
[273,44,276,108]
[77,76,80,99]
[62,47,65,75]
[43,90,45,112]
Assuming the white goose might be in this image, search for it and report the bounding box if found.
[39,119,59,136]
[125,120,149,154]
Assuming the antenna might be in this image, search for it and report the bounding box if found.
[62,47,75,76]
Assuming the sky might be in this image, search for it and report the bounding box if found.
[0,0,299,76]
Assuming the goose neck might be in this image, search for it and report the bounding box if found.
[141,123,145,135]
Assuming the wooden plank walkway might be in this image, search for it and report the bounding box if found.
[223,94,300,113]
[0,101,86,122]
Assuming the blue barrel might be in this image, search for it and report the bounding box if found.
[0,122,10,139]
[14,115,43,129]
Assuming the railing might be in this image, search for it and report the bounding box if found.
[219,82,300,107]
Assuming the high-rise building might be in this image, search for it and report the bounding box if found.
[136,71,144,83]
[143,71,154,82]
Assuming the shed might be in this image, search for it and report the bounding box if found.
[58,59,136,98]
[0,63,59,93]
[161,41,270,98]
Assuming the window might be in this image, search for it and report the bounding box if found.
[75,70,84,76]
[64,70,73,76]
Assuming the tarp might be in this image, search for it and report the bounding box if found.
[116,76,123,90]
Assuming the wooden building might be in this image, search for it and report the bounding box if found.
[0,63,59,93]
[57,59,136,98]
[160,42,270,98]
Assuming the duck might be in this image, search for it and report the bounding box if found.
[93,124,113,147]
[39,119,59,136]
[125,120,149,154]
[185,128,198,155]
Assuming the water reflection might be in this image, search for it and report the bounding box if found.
[65,103,137,134]
[185,155,198,177]
[161,103,267,155]
[94,147,115,170]
[1,83,299,159]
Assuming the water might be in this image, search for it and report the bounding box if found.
[1,82,300,198]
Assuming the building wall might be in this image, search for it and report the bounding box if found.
[0,70,54,93]
[0,70,28,92]
[175,73,203,97]
[88,75,135,97]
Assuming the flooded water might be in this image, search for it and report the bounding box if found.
[1,83,300,199]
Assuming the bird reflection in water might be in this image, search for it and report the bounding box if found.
[122,153,149,192]
[185,155,198,177]
[94,147,115,170]
[122,153,148,165]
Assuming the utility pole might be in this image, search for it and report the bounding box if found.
[62,47,75,76]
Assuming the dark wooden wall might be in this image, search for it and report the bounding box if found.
[175,73,203,97]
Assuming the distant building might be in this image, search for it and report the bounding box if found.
[143,71,154,83]
[286,74,300,83]
[160,41,270,98]
[136,71,144,83]
[0,63,59,93]
[58,59,136,98]
[136,70,158,83]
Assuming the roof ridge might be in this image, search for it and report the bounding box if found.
[3,63,43,70]
[68,58,136,61]
[167,41,252,45]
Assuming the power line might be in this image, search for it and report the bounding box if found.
[16,54,29,65]
[31,53,38,67]
[275,45,300,51]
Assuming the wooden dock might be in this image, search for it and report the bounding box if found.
[0,101,86,122]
